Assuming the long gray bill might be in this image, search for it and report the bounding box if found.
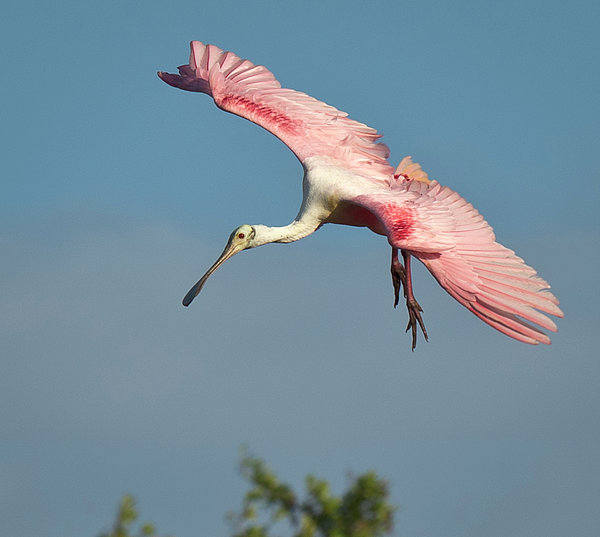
[182,241,239,307]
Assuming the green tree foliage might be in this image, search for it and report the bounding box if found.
[227,451,396,537]
[99,452,396,537]
[98,495,172,537]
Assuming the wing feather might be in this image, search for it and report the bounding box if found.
[159,41,393,182]
[352,170,563,344]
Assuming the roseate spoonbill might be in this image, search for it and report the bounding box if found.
[158,41,562,349]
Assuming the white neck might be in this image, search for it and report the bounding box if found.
[251,219,319,247]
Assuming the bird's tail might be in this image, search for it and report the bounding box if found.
[393,156,430,183]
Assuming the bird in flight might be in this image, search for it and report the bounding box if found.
[158,41,562,349]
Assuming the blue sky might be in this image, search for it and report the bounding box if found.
[2,1,599,536]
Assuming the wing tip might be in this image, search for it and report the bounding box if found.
[157,69,211,94]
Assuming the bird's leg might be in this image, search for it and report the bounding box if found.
[401,250,429,350]
[390,247,405,308]
[390,248,429,350]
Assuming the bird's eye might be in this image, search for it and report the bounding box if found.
[237,233,245,239]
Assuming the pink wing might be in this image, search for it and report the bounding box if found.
[353,177,563,344]
[158,41,394,183]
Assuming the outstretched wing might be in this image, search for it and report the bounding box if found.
[158,41,394,183]
[353,176,563,344]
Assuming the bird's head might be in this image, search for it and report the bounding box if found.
[182,224,257,307]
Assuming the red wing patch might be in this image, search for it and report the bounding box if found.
[379,202,415,242]
[218,94,302,136]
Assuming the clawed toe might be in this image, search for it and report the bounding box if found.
[405,298,429,351]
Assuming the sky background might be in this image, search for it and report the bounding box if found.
[2,1,599,536]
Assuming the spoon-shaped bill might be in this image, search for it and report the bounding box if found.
[182,241,241,307]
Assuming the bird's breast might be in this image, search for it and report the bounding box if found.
[301,157,388,232]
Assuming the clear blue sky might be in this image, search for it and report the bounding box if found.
[2,1,599,536]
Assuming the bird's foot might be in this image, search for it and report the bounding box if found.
[390,248,429,350]
[405,297,429,351]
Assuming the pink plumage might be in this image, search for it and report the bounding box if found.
[159,42,393,182]
[159,41,563,348]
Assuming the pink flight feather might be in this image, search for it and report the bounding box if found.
[158,41,394,183]
[353,178,562,344]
